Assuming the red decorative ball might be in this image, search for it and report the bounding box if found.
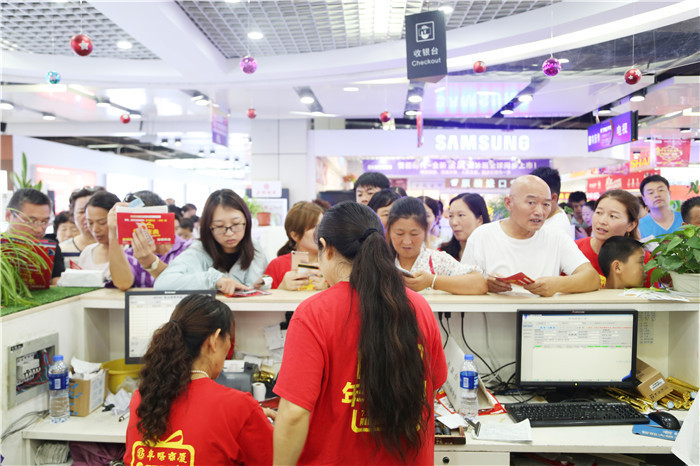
[70,34,93,56]
[473,60,487,74]
[247,108,256,119]
[624,68,642,85]
[380,111,391,123]
[120,114,131,124]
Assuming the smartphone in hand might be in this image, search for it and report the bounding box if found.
[397,266,414,278]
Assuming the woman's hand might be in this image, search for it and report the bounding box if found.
[309,274,329,290]
[279,271,309,291]
[403,270,432,292]
[216,276,251,295]
[107,202,129,234]
[132,224,157,265]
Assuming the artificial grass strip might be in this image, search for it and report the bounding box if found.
[1,287,101,317]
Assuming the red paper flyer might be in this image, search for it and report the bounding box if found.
[116,210,175,245]
[496,272,535,286]
[1,238,55,289]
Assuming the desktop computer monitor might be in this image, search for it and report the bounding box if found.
[125,290,216,364]
[515,309,638,391]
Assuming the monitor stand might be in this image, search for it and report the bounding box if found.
[542,387,598,404]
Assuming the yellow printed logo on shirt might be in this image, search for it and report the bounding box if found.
[131,430,195,466]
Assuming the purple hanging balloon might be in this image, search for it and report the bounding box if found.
[542,57,561,77]
[240,56,257,74]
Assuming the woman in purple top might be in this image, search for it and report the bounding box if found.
[107,191,191,290]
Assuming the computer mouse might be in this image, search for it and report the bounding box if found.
[648,411,681,430]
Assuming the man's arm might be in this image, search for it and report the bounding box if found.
[524,262,600,297]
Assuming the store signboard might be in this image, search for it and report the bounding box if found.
[586,169,659,194]
[432,83,529,117]
[587,111,638,152]
[211,106,228,147]
[252,180,282,198]
[405,11,447,82]
[655,139,690,167]
[445,178,513,190]
[363,158,549,178]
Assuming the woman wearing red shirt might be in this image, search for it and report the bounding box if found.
[273,202,447,465]
[124,294,273,466]
[264,201,328,291]
[576,189,653,287]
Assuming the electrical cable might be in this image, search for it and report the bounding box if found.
[1,410,48,441]
[438,313,449,349]
[460,313,496,376]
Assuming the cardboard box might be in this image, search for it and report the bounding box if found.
[69,369,107,417]
[636,358,672,402]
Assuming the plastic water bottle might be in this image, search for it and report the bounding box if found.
[48,355,70,423]
[459,354,479,421]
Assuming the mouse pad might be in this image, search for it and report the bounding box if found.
[632,418,679,441]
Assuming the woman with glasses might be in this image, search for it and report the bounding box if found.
[77,190,120,282]
[154,189,268,294]
[59,187,104,254]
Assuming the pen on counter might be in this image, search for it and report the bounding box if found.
[119,412,130,422]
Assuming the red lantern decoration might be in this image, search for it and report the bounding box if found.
[380,111,391,123]
[473,60,487,74]
[624,68,642,85]
[70,34,93,56]
[120,114,131,124]
[247,108,256,119]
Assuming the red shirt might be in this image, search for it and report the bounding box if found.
[275,281,447,465]
[576,237,653,287]
[124,378,273,466]
[264,253,292,289]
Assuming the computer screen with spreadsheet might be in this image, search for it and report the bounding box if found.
[125,290,216,364]
[515,310,638,388]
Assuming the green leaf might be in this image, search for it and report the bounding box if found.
[694,249,700,263]
[650,268,666,286]
[683,227,696,238]
[660,255,683,271]
[664,235,683,252]
[688,235,700,250]
[643,259,657,272]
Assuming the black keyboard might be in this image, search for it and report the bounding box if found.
[504,401,650,427]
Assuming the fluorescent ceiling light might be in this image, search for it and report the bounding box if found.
[438,6,453,15]
[517,94,533,103]
[343,87,359,92]
[300,95,315,105]
[408,94,423,104]
[42,114,56,121]
[0,102,14,110]
[247,31,264,40]
[116,40,132,50]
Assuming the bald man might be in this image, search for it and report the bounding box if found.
[462,175,599,297]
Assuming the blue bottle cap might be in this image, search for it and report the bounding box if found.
[53,355,64,361]
[464,354,474,360]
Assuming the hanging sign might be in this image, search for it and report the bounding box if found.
[363,158,548,177]
[405,11,447,83]
[586,169,659,194]
[587,111,638,152]
[211,106,229,147]
[655,139,690,167]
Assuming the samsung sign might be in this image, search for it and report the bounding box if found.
[435,134,531,152]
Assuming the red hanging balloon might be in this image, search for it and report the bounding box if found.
[120,114,131,124]
[624,68,642,85]
[473,60,487,74]
[380,111,391,123]
[70,34,93,56]
[247,108,257,119]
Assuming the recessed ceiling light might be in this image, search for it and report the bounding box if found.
[408,94,423,104]
[96,98,111,108]
[300,95,315,105]
[174,138,182,146]
[598,106,612,115]
[161,138,169,146]
[501,108,514,115]
[0,102,14,110]
[42,114,56,121]
[680,127,691,133]
[438,5,453,15]
[116,40,132,50]
[343,87,359,92]
[198,149,204,156]
[518,94,533,103]
[630,94,645,103]
[405,110,420,116]
[195,98,210,106]
[247,31,264,40]
[130,113,142,119]
[559,58,570,63]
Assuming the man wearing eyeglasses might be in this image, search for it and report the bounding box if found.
[4,188,65,285]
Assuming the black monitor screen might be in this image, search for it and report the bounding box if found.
[516,309,638,388]
[125,290,216,364]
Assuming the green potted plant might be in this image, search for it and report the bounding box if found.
[10,152,43,190]
[1,228,51,308]
[644,224,700,294]
[243,195,270,226]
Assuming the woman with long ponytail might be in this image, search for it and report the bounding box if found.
[124,294,273,465]
[273,202,447,465]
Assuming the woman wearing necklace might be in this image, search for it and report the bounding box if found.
[124,294,273,465]
[59,187,103,254]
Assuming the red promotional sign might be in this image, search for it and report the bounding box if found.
[116,212,175,245]
[587,169,660,194]
[655,139,690,167]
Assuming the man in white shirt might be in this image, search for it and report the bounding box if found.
[462,175,599,297]
[530,166,574,238]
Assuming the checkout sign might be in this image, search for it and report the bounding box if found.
[587,111,638,152]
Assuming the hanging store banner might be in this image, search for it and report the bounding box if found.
[655,139,690,167]
[363,158,549,178]
[445,178,513,190]
[405,11,447,83]
[586,169,659,194]
[211,106,229,147]
[587,111,638,152]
